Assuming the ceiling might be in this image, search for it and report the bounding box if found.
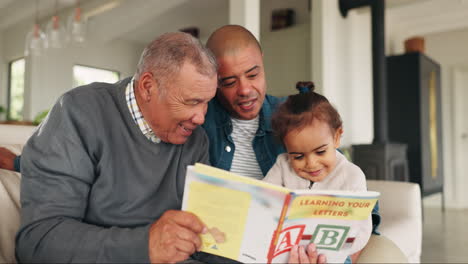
[0,0,446,46]
[0,0,231,45]
[0,0,81,30]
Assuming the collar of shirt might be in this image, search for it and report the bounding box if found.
[125,77,161,143]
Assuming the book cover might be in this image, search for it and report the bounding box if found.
[182,163,379,263]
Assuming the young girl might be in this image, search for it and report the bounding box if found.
[263,82,370,263]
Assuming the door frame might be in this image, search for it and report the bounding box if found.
[452,66,468,208]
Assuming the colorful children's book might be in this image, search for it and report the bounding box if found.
[182,163,380,263]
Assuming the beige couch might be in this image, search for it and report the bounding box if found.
[0,124,35,263]
[0,124,420,263]
[366,180,422,263]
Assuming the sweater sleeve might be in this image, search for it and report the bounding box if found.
[263,154,286,186]
[197,129,211,165]
[16,93,151,263]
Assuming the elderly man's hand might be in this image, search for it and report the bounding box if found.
[0,147,16,171]
[148,210,206,263]
[288,244,327,264]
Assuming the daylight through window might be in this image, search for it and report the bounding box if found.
[73,65,120,88]
[8,58,25,121]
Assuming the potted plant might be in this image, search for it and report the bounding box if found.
[0,105,5,121]
[33,109,50,125]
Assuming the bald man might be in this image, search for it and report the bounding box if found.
[202,25,285,181]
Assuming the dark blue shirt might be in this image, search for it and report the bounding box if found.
[202,95,286,176]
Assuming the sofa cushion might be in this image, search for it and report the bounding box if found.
[0,143,24,263]
[0,168,21,264]
[358,234,408,263]
[0,124,36,145]
[367,180,422,263]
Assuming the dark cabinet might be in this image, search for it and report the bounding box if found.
[386,52,444,198]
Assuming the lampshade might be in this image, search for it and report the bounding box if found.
[46,15,68,49]
[67,5,87,44]
[24,23,47,56]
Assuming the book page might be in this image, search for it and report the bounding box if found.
[182,165,289,263]
[186,180,251,259]
[269,192,379,264]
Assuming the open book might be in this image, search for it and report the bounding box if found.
[182,163,379,263]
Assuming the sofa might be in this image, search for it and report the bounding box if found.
[364,180,422,263]
[0,124,36,263]
[0,124,421,263]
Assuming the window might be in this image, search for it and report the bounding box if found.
[73,65,120,88]
[7,58,26,121]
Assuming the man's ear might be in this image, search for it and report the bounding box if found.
[136,72,157,102]
[334,126,343,148]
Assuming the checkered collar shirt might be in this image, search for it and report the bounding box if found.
[125,77,161,143]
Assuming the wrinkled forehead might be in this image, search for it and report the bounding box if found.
[171,62,217,91]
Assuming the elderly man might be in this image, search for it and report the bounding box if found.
[15,32,217,263]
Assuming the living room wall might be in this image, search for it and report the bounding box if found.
[260,0,310,97]
[311,0,373,147]
[2,19,143,121]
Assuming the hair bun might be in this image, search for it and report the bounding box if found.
[296,81,315,94]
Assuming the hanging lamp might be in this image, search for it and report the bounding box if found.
[68,0,87,44]
[46,0,68,49]
[24,0,47,56]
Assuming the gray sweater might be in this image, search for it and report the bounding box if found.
[16,78,210,263]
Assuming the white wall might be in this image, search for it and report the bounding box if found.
[347,10,373,145]
[262,23,310,97]
[311,0,374,147]
[260,0,310,34]
[259,0,374,148]
[259,0,310,97]
[2,20,143,120]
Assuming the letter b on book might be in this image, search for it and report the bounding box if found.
[312,225,350,251]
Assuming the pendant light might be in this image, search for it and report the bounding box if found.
[24,0,47,56]
[46,0,68,49]
[68,0,87,44]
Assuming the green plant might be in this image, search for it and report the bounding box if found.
[0,105,5,121]
[33,110,50,125]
